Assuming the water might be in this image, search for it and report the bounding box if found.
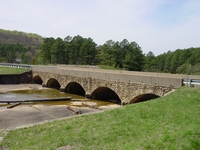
[0,88,120,109]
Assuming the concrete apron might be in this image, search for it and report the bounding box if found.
[0,105,101,130]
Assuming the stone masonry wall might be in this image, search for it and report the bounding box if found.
[33,70,174,103]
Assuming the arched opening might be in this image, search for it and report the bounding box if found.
[130,93,160,104]
[32,75,43,84]
[91,87,121,104]
[65,82,85,96]
[46,78,61,90]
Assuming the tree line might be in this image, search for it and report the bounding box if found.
[37,35,200,74]
[0,30,199,74]
[0,43,32,63]
[144,48,200,74]
[37,36,144,71]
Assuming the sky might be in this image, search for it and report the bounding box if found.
[0,0,200,55]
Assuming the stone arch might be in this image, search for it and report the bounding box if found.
[129,93,160,104]
[46,78,61,90]
[32,75,43,84]
[91,87,121,104]
[65,82,85,96]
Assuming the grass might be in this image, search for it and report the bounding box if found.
[0,87,200,150]
[0,66,27,74]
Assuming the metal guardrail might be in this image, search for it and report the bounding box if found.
[0,63,57,70]
[183,79,200,87]
[0,63,31,69]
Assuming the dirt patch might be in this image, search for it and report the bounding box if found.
[57,145,73,150]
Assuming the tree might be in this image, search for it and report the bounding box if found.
[123,42,144,71]
[0,43,29,63]
[80,38,97,65]
[190,47,200,65]
[170,50,181,73]
[164,51,172,73]
[112,42,122,68]
[97,40,115,66]
[63,36,73,64]
[144,51,156,72]
[21,53,31,64]
[64,36,72,43]
[69,35,85,64]
[156,54,166,72]
[50,38,66,64]
[112,39,129,68]
[39,37,55,64]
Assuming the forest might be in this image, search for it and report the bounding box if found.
[0,28,200,74]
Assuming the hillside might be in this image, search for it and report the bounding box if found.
[0,28,43,47]
[0,28,44,64]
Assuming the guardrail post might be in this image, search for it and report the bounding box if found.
[189,79,191,87]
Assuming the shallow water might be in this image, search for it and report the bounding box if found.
[0,88,83,101]
[0,88,120,108]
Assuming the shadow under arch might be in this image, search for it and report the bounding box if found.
[91,87,121,104]
[65,82,85,96]
[32,75,43,84]
[130,93,160,104]
[46,78,61,90]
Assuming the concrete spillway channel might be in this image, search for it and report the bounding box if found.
[0,97,72,109]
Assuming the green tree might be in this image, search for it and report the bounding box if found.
[69,35,85,64]
[0,43,29,63]
[112,42,122,68]
[21,53,31,64]
[156,54,166,72]
[179,49,192,65]
[64,36,72,43]
[63,36,73,64]
[7,50,16,63]
[80,38,97,65]
[164,51,172,73]
[170,50,181,73]
[97,40,115,66]
[39,37,55,64]
[144,51,156,72]
[190,47,200,65]
[50,38,66,64]
[123,42,144,71]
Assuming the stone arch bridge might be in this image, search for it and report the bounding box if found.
[31,65,185,104]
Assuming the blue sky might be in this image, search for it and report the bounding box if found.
[0,0,199,55]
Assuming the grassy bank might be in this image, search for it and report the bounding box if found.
[0,66,27,74]
[0,87,200,150]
